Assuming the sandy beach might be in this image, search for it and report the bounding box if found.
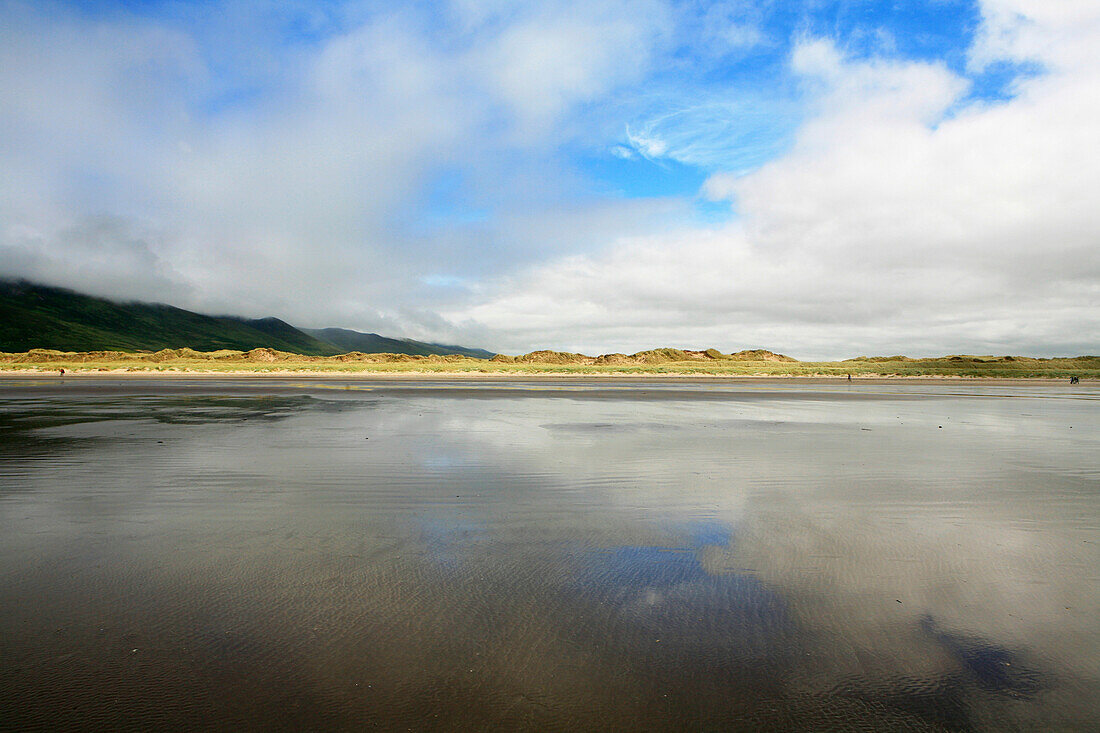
[3,375,1097,730]
[0,369,1091,383]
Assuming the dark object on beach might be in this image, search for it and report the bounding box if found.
[847,374,852,381]
[58,368,64,376]
[1070,375,1079,384]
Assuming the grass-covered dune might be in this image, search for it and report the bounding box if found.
[2,347,1097,378]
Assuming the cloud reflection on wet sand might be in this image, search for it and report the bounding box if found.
[0,381,1097,729]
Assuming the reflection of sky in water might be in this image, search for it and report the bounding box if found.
[684,518,733,547]
[579,546,713,589]
[0,380,1097,729]
[418,514,489,571]
[573,520,742,598]
[920,616,1041,696]
[570,542,794,665]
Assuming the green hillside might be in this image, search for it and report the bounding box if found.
[304,327,494,359]
[0,280,493,358]
[0,280,341,354]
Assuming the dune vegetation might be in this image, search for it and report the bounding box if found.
[1,347,1097,378]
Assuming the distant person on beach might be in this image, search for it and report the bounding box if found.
[847,374,852,381]
[1070,375,1079,384]
[59,368,65,376]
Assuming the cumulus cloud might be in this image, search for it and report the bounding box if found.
[448,0,1100,358]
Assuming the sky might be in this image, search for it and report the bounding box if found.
[1,0,1097,359]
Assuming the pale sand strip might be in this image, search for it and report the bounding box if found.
[0,369,1088,383]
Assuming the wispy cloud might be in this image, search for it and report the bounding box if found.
[621,97,800,172]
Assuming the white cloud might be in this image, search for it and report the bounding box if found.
[0,0,673,341]
[1,216,193,305]
[449,2,1100,357]
[472,0,670,133]
[625,126,670,159]
[682,0,768,60]
[969,0,1100,71]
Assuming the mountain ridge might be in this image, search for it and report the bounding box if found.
[0,280,492,358]
[303,327,493,360]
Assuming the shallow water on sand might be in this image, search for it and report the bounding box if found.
[1,378,1097,730]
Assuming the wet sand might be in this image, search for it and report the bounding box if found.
[1,378,1097,730]
[0,375,1090,402]
[1,369,1089,383]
